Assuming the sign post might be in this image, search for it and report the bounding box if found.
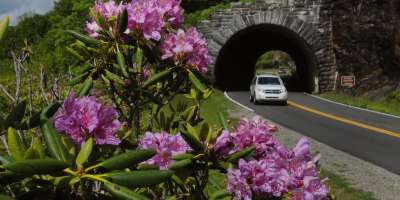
[340,75,355,87]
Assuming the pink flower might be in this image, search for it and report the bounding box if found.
[157,0,184,26]
[221,118,329,199]
[138,132,191,169]
[160,27,211,73]
[125,0,183,40]
[227,168,252,200]
[214,116,277,158]
[94,0,124,21]
[142,66,151,81]
[85,21,102,38]
[54,93,121,145]
[292,176,329,200]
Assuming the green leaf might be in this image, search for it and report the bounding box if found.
[188,71,206,92]
[210,190,231,200]
[172,153,194,161]
[105,69,125,85]
[32,137,45,158]
[142,68,174,88]
[105,170,174,188]
[199,122,211,142]
[41,120,69,162]
[181,126,203,152]
[118,9,128,34]
[4,159,69,176]
[23,146,40,160]
[0,194,14,200]
[186,124,199,140]
[67,72,89,86]
[218,113,229,130]
[66,30,99,47]
[0,154,12,165]
[7,127,25,161]
[227,147,255,163]
[76,137,94,169]
[66,47,85,61]
[75,64,93,75]
[52,176,73,188]
[5,100,27,128]
[180,105,198,122]
[77,77,93,97]
[39,102,61,123]
[137,163,159,170]
[117,50,129,77]
[0,16,9,41]
[135,48,143,69]
[97,149,156,170]
[169,159,192,170]
[103,182,149,200]
[0,115,4,131]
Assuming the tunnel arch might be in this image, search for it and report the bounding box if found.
[202,11,332,93]
[215,23,318,93]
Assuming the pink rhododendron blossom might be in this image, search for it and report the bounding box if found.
[54,93,121,145]
[85,21,102,38]
[138,132,191,169]
[292,176,329,200]
[222,117,329,199]
[94,0,124,20]
[142,66,151,80]
[213,116,276,158]
[227,168,252,200]
[160,27,211,73]
[126,1,164,40]
[125,0,184,40]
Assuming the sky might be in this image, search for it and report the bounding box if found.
[0,0,56,25]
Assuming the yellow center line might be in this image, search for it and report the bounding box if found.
[287,100,400,138]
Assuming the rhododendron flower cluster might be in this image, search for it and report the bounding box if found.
[126,0,183,40]
[138,131,191,169]
[214,116,277,158]
[215,117,329,200]
[54,93,121,145]
[160,28,211,73]
[86,0,124,37]
[86,0,183,40]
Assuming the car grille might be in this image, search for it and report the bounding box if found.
[264,90,281,94]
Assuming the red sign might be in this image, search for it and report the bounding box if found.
[341,75,355,87]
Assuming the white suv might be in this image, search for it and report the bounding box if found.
[250,75,288,105]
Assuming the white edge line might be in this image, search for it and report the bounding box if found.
[224,91,255,113]
[304,93,400,119]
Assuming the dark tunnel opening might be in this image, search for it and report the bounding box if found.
[214,24,318,93]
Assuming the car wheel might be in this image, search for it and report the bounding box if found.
[250,95,254,102]
[281,101,287,106]
[254,99,259,105]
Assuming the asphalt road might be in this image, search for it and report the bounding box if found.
[227,91,400,175]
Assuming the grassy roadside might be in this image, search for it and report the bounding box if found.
[320,92,400,117]
[203,89,377,200]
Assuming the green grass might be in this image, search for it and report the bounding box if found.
[184,0,257,26]
[200,90,239,128]
[321,169,376,200]
[203,90,377,200]
[320,92,400,117]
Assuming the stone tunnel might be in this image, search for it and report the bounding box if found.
[197,0,337,93]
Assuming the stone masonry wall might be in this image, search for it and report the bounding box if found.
[197,0,337,92]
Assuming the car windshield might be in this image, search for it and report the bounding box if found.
[258,77,280,85]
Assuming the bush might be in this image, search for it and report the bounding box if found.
[0,2,330,200]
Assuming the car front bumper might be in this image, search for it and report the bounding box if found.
[255,91,288,101]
